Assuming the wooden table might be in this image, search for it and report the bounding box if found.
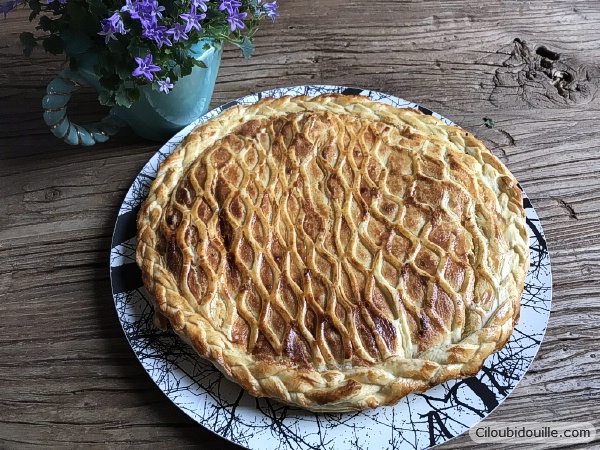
[1,1,599,448]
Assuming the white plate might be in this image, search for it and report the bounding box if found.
[110,85,552,450]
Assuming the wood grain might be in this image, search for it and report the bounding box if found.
[1,0,599,448]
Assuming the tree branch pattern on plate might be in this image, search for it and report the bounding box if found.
[110,85,552,450]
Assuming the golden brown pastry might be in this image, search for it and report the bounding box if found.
[136,94,530,412]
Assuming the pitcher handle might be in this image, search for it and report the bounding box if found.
[42,68,126,146]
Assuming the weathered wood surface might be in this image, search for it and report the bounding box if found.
[1,1,600,448]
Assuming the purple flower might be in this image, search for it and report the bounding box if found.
[152,0,165,17]
[142,23,172,48]
[157,77,174,94]
[226,8,247,32]
[218,0,241,14]
[262,0,278,21]
[137,0,163,18]
[167,22,189,43]
[0,0,20,18]
[139,16,158,32]
[47,0,67,4]
[120,0,135,14]
[122,0,164,25]
[191,0,208,12]
[98,13,129,44]
[126,0,173,49]
[180,7,206,33]
[132,53,161,81]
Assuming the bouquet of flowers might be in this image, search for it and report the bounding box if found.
[3,0,278,106]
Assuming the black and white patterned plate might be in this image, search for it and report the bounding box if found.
[110,85,552,450]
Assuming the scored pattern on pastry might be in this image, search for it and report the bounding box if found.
[137,95,530,411]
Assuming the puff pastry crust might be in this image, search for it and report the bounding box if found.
[136,94,530,412]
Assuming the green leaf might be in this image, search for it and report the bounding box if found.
[180,64,192,77]
[127,87,141,104]
[172,65,182,78]
[483,117,495,128]
[202,43,211,50]
[173,47,188,64]
[99,90,113,106]
[116,63,133,81]
[213,25,232,38]
[19,32,37,47]
[97,50,117,68]
[99,74,121,91]
[233,37,254,59]
[66,1,100,35]
[115,88,134,108]
[128,38,152,59]
[107,37,128,55]
[204,9,221,20]
[167,72,179,84]
[42,35,64,55]
[192,59,208,69]
[28,0,41,21]
[38,15,53,31]
[85,0,108,17]
[95,52,114,77]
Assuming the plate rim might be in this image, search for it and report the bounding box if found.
[110,84,552,450]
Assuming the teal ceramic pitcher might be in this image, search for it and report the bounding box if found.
[43,39,222,145]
